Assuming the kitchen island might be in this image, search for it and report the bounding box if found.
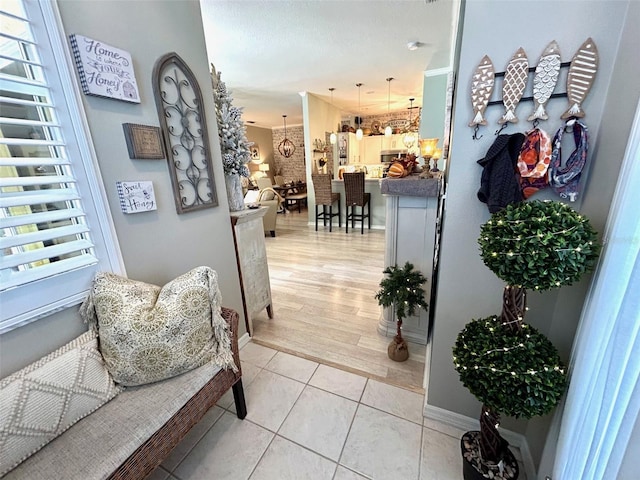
[330,178,386,228]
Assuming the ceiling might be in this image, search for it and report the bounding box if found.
[200,0,459,128]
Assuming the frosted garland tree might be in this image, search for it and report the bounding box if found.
[212,65,252,211]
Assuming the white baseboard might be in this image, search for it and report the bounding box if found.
[305,221,385,230]
[423,404,536,480]
[238,332,251,350]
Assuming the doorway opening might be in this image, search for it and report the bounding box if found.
[250,213,426,392]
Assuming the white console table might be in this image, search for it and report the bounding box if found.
[230,207,273,336]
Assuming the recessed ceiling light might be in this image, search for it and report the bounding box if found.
[407,41,423,51]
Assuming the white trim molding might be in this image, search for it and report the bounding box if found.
[424,67,454,78]
[423,403,536,480]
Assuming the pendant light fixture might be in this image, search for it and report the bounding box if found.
[329,87,337,145]
[403,98,417,149]
[355,83,363,140]
[278,114,295,158]
[385,77,394,137]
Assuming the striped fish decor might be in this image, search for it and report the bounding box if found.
[528,40,562,122]
[562,38,599,119]
[498,47,529,125]
[469,55,495,127]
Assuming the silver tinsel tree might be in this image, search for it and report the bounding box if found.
[212,68,252,177]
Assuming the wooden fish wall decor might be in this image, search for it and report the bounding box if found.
[469,55,495,127]
[498,47,529,124]
[528,40,561,122]
[562,38,599,119]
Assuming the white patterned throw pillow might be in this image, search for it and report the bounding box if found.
[0,330,122,476]
[79,266,236,387]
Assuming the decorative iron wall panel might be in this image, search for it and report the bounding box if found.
[152,52,218,213]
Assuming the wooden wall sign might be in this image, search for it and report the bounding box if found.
[69,34,140,103]
[122,123,164,159]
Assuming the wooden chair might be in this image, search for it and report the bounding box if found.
[285,188,308,213]
[343,172,370,234]
[311,174,340,232]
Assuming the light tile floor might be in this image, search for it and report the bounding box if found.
[148,342,518,480]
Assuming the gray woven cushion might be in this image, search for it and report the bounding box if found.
[0,331,121,477]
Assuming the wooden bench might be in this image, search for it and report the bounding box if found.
[4,308,246,480]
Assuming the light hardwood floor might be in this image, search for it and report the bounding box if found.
[250,208,426,392]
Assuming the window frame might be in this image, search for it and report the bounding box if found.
[0,0,124,333]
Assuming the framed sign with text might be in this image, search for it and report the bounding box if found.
[116,181,157,214]
[122,123,165,159]
[69,34,140,103]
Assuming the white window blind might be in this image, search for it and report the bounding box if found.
[0,0,123,332]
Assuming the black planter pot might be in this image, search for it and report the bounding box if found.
[460,431,519,480]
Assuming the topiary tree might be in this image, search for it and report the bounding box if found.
[453,200,599,478]
[375,262,428,362]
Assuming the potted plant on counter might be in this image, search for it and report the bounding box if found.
[375,262,428,362]
[453,200,599,479]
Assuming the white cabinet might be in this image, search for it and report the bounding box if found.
[362,135,383,164]
[338,133,386,164]
[230,208,273,336]
[381,134,407,151]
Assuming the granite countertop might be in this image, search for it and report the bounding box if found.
[380,175,441,197]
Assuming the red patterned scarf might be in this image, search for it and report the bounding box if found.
[516,128,552,199]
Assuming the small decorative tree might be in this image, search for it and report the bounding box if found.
[453,200,599,479]
[212,65,252,211]
[375,262,429,362]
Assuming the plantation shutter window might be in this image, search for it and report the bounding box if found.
[0,0,123,332]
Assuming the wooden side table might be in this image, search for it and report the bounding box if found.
[230,208,273,336]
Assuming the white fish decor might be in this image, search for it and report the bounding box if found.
[469,55,495,127]
[562,37,599,119]
[498,47,529,124]
[528,40,562,122]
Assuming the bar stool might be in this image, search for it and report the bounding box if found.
[343,172,370,234]
[311,173,341,232]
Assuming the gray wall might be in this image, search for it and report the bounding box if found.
[420,72,449,144]
[429,0,635,469]
[538,2,640,476]
[0,0,245,377]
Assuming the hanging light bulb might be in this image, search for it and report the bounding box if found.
[403,98,417,149]
[278,115,296,158]
[355,83,363,140]
[385,77,394,137]
[329,87,337,145]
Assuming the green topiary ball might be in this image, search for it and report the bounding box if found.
[453,316,567,419]
[478,200,599,291]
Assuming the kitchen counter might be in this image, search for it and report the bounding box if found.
[380,175,441,197]
[331,179,385,228]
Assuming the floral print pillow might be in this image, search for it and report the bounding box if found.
[80,267,236,386]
